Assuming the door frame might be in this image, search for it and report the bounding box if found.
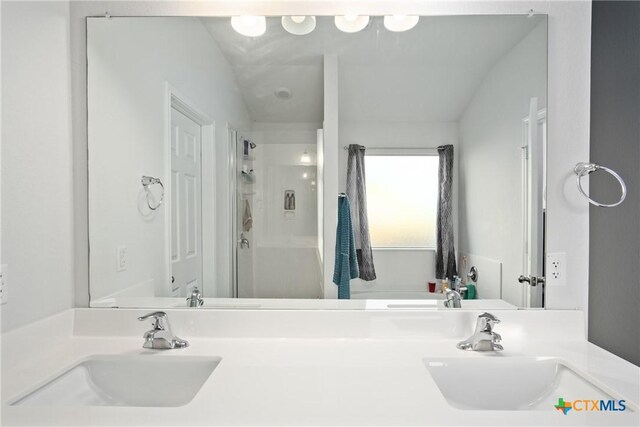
[164,82,215,297]
[521,107,547,308]
[227,124,238,298]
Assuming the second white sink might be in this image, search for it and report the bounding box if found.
[424,357,620,411]
[11,355,221,407]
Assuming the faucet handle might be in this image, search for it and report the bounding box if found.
[479,312,500,322]
[476,312,500,333]
[137,311,187,349]
[444,289,462,308]
[479,312,500,326]
[138,311,168,329]
[458,312,504,352]
[186,287,204,307]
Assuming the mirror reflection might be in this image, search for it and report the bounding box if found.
[87,15,547,309]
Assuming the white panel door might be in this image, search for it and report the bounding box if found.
[171,108,202,297]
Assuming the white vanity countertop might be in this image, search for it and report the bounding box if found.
[1,308,638,426]
[89,296,516,310]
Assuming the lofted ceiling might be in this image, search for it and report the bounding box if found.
[202,15,545,123]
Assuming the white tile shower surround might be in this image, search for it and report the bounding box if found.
[1,309,638,426]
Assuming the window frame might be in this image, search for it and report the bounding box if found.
[364,147,439,251]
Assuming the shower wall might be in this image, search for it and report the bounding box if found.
[238,123,323,298]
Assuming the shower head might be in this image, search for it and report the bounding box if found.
[249,141,257,149]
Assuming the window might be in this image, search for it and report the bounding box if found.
[365,153,439,248]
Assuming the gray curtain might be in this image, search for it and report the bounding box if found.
[436,145,457,279]
[346,144,376,280]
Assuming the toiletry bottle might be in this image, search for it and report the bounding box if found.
[441,278,449,293]
[465,282,476,300]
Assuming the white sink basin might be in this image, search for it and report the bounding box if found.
[11,355,221,407]
[425,357,620,411]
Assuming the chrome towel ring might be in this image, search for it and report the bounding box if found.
[141,176,164,210]
[574,162,626,208]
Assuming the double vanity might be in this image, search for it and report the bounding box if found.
[2,308,638,426]
[1,3,637,426]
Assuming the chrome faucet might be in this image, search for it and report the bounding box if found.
[186,287,204,307]
[457,312,503,351]
[138,311,189,349]
[444,289,462,308]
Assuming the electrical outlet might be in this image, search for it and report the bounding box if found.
[546,252,566,286]
[116,246,127,272]
[0,264,8,305]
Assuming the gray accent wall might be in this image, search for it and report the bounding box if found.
[588,1,640,366]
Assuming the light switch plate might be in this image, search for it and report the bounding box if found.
[116,246,127,272]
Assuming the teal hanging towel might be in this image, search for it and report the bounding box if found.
[333,194,359,299]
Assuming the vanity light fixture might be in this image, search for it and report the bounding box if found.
[383,15,419,32]
[300,151,311,164]
[230,15,266,37]
[335,15,370,33]
[282,16,316,35]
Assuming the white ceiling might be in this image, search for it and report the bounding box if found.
[202,15,545,123]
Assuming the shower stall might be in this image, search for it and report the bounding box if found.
[232,126,324,299]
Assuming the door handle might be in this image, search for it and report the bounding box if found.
[518,275,545,287]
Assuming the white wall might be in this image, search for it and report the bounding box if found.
[66,1,591,314]
[87,17,251,301]
[458,21,547,306]
[1,1,74,331]
[353,249,437,294]
[322,54,340,299]
[339,121,458,293]
[543,1,591,314]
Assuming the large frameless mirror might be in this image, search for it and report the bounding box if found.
[87,15,547,309]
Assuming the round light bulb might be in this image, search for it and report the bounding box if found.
[281,16,316,35]
[383,15,419,32]
[231,15,266,37]
[241,16,257,26]
[335,15,370,33]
